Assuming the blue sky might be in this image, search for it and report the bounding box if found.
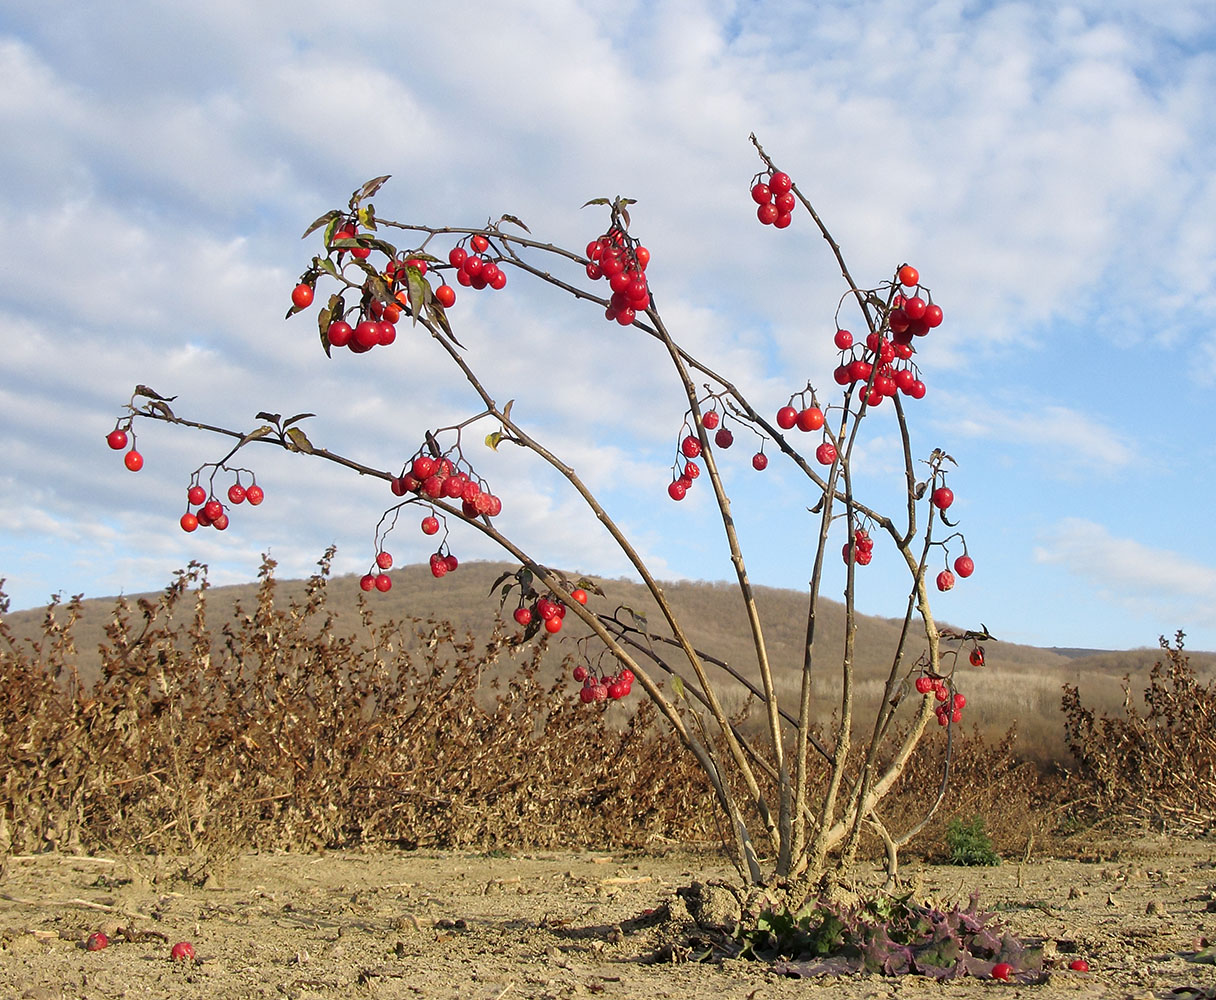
[2,1,1215,651]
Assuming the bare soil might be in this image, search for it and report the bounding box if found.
[3,840,1215,1000]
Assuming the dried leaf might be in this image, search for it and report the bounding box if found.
[284,413,315,427]
[499,214,531,233]
[134,385,176,402]
[238,426,276,448]
[301,209,341,240]
[357,175,391,201]
[285,427,314,453]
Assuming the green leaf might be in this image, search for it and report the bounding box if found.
[318,257,338,277]
[581,197,611,208]
[285,427,314,453]
[405,267,428,325]
[301,209,341,240]
[672,675,685,700]
[485,430,503,451]
[489,571,514,595]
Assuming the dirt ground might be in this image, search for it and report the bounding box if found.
[2,838,1215,1000]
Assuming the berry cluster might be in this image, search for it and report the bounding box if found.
[914,674,967,726]
[324,256,436,354]
[929,486,976,592]
[180,475,264,533]
[842,526,873,565]
[573,663,635,702]
[513,590,580,634]
[750,170,794,228]
[667,407,736,501]
[105,426,144,472]
[826,266,944,408]
[360,548,396,593]
[449,234,507,294]
[585,228,652,326]
[390,452,503,519]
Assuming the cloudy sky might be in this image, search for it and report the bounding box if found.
[2,1,1214,652]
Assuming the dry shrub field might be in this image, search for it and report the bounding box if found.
[1,554,1213,872]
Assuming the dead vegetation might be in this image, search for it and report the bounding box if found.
[1,558,1210,873]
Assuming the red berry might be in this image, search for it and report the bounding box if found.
[897,264,919,288]
[915,676,934,694]
[936,569,956,592]
[904,296,926,321]
[544,615,562,634]
[435,284,456,308]
[773,212,792,229]
[815,442,837,466]
[245,484,264,505]
[571,588,588,605]
[180,512,199,533]
[203,499,223,521]
[106,428,128,450]
[953,692,967,709]
[757,202,779,225]
[354,320,380,349]
[954,554,974,578]
[327,320,353,347]
[924,303,943,328]
[187,484,206,505]
[752,452,768,471]
[359,574,376,591]
[470,234,489,253]
[776,406,798,430]
[124,449,143,472]
[1069,959,1089,972]
[701,410,720,430]
[227,483,246,504]
[668,480,687,501]
[774,191,796,214]
[750,182,772,205]
[375,573,392,592]
[572,664,588,682]
[991,962,1012,982]
[634,246,650,269]
[796,406,824,432]
[931,486,954,510]
[514,607,532,626]
[86,931,109,951]
[684,461,700,480]
[833,329,853,350]
[713,427,733,449]
[769,172,792,194]
[376,551,393,570]
[970,647,985,667]
[291,283,314,309]
[170,941,195,963]
[421,515,440,536]
[681,435,701,459]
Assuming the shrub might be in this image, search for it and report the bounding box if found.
[944,814,1001,866]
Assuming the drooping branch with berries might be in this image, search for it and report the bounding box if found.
[107,137,990,887]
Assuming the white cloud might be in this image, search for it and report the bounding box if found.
[1035,517,1216,631]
